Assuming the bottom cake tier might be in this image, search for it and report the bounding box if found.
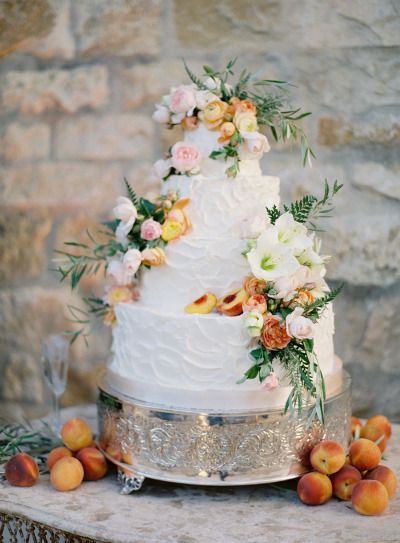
[97,371,351,491]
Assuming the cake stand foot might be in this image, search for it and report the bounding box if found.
[117,468,145,494]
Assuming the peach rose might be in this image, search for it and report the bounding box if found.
[140,218,162,241]
[218,121,236,143]
[261,314,291,350]
[231,98,256,114]
[200,99,228,130]
[291,289,315,307]
[242,294,267,314]
[141,247,166,266]
[169,85,196,114]
[181,116,198,131]
[243,275,267,297]
[171,141,202,173]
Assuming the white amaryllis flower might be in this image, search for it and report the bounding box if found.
[286,307,315,340]
[247,227,300,281]
[297,245,326,270]
[152,104,170,123]
[240,215,266,240]
[275,212,312,256]
[243,311,264,338]
[113,196,137,239]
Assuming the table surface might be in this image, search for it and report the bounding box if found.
[1,405,399,543]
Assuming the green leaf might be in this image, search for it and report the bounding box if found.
[244,364,260,380]
[249,347,265,363]
[139,197,156,217]
[183,59,209,90]
[303,338,314,352]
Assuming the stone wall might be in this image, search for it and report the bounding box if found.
[0,0,399,420]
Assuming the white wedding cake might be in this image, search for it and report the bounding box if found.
[60,61,344,419]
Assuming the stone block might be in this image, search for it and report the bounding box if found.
[1,122,50,161]
[55,114,153,160]
[353,162,400,201]
[318,116,400,146]
[0,66,108,114]
[0,162,121,212]
[75,0,162,57]
[0,209,51,285]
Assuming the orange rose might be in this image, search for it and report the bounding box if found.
[290,289,315,308]
[243,275,267,296]
[261,314,291,350]
[218,121,236,143]
[200,100,228,130]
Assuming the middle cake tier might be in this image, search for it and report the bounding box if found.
[139,174,280,312]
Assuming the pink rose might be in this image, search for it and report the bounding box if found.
[169,85,196,114]
[140,218,162,241]
[262,373,279,391]
[171,141,202,173]
[285,307,315,340]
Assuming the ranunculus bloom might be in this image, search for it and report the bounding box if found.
[123,249,143,275]
[243,275,267,297]
[169,85,196,114]
[286,307,315,340]
[243,311,264,338]
[106,286,135,306]
[231,98,256,114]
[141,247,166,266]
[261,314,291,350]
[218,121,236,143]
[171,141,202,173]
[200,99,228,130]
[241,131,270,159]
[291,288,315,307]
[161,220,183,241]
[243,294,267,314]
[152,159,172,180]
[152,104,170,123]
[262,373,279,391]
[140,218,162,241]
[234,111,258,132]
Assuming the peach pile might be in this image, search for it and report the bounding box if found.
[297,413,397,516]
[5,453,39,487]
[184,287,250,316]
[5,417,109,493]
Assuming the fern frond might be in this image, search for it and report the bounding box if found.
[124,178,139,207]
[283,195,317,223]
[303,285,344,318]
[266,204,281,225]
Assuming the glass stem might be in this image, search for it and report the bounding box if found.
[52,391,61,434]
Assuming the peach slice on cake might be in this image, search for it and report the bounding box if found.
[185,293,217,314]
[217,288,249,317]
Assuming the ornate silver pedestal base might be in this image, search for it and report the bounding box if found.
[97,373,351,493]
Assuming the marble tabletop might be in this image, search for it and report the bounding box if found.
[0,405,399,543]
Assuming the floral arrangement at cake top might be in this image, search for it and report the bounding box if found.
[54,180,190,342]
[152,59,314,178]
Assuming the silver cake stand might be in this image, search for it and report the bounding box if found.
[97,372,352,494]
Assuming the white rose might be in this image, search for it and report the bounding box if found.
[113,196,137,238]
[152,104,170,123]
[271,274,301,302]
[152,158,172,180]
[107,258,131,286]
[241,131,271,159]
[240,215,266,240]
[123,249,143,275]
[243,311,264,338]
[285,307,315,340]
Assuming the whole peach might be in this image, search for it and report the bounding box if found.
[366,415,392,439]
[297,472,332,505]
[76,447,108,481]
[5,453,39,487]
[349,438,381,471]
[61,418,93,452]
[50,456,84,491]
[365,466,397,499]
[360,424,388,452]
[351,480,389,515]
[310,440,346,475]
[47,447,73,471]
[330,465,362,500]
[104,444,122,462]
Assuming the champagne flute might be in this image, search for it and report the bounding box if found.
[41,335,69,433]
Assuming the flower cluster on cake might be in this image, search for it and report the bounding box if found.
[56,60,343,423]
